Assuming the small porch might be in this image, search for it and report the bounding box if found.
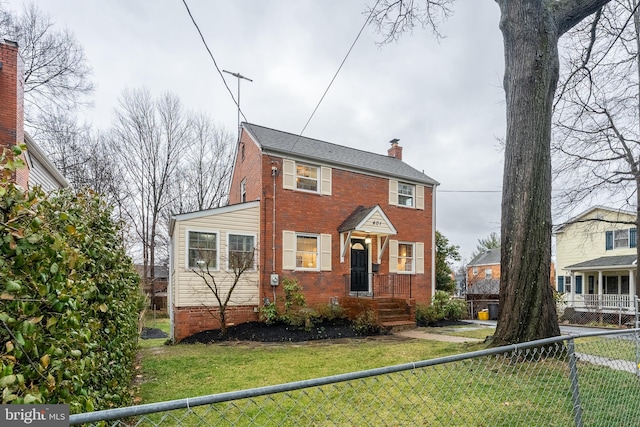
[341,273,416,327]
[561,255,638,325]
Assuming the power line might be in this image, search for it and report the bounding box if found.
[181,0,247,122]
[286,0,382,157]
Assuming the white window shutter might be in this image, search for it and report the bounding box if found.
[282,230,295,270]
[389,180,398,206]
[389,239,398,273]
[320,234,332,271]
[416,185,424,210]
[283,159,295,190]
[416,242,424,274]
[321,166,332,195]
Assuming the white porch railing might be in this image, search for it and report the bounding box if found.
[580,294,633,311]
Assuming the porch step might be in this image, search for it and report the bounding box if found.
[381,320,417,332]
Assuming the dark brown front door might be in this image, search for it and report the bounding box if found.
[350,240,368,292]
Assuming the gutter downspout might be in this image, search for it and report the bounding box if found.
[432,184,438,300]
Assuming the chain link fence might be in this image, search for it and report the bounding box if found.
[558,296,638,328]
[70,329,640,426]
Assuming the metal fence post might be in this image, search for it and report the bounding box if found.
[567,338,583,427]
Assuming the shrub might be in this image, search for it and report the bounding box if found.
[0,149,143,413]
[280,278,307,327]
[315,302,346,322]
[259,301,278,325]
[352,310,381,335]
[416,291,467,325]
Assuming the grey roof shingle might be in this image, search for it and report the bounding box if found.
[243,123,438,185]
[467,248,501,266]
[565,255,637,269]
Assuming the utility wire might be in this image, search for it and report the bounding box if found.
[287,0,382,156]
[181,0,247,122]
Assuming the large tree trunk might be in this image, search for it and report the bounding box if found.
[493,0,610,345]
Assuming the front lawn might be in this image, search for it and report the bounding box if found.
[138,338,485,402]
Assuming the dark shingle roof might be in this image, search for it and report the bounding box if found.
[467,248,501,267]
[243,123,438,186]
[565,255,637,269]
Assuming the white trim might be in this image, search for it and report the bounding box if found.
[185,228,220,271]
[397,241,416,274]
[294,232,321,271]
[321,166,332,195]
[432,186,437,297]
[226,231,257,271]
[171,201,260,223]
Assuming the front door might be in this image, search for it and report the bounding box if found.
[350,240,368,292]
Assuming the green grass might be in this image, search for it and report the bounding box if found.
[132,324,640,425]
[138,339,485,402]
[139,316,170,349]
[416,325,496,340]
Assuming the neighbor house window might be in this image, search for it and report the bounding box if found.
[398,182,414,207]
[564,276,571,293]
[605,276,619,294]
[296,163,319,192]
[606,228,637,250]
[296,235,318,269]
[485,269,492,279]
[472,266,478,275]
[240,179,247,203]
[397,243,414,273]
[188,231,218,269]
[228,234,255,271]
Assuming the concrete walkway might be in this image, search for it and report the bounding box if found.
[394,329,483,343]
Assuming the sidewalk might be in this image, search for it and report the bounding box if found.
[394,329,483,343]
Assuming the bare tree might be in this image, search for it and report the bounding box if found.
[553,1,640,294]
[169,113,234,214]
[191,249,256,335]
[0,2,93,130]
[111,88,187,302]
[368,0,611,344]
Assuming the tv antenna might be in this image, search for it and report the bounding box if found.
[223,70,253,142]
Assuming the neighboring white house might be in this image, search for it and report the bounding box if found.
[24,133,69,191]
[554,205,637,314]
[168,201,260,341]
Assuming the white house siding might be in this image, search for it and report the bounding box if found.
[172,203,260,308]
[555,208,636,278]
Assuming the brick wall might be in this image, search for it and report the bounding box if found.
[173,305,259,342]
[232,138,434,308]
[0,40,27,188]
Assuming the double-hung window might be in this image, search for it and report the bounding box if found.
[188,231,218,269]
[485,269,492,279]
[296,235,319,269]
[398,182,414,207]
[606,228,637,250]
[296,163,319,192]
[228,234,255,271]
[397,243,414,273]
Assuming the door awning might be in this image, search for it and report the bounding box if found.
[338,205,397,263]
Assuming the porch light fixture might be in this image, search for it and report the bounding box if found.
[365,235,372,244]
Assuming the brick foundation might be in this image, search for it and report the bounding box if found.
[173,305,259,342]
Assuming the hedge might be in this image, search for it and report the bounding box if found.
[0,147,143,413]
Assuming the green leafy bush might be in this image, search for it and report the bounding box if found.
[279,278,307,327]
[0,151,143,413]
[352,310,381,335]
[416,291,467,325]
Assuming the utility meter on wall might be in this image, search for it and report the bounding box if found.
[270,274,279,286]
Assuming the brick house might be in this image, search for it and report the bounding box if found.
[169,123,438,341]
[1,40,68,190]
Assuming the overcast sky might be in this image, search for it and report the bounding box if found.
[4,0,506,264]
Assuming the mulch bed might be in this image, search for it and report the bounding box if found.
[180,319,474,344]
[181,320,382,344]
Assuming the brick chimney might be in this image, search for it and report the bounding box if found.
[387,138,402,160]
[0,39,27,188]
